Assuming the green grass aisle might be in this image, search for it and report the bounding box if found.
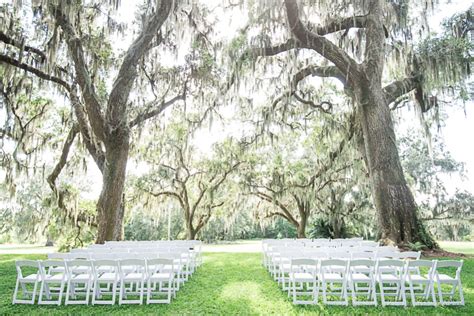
[0,253,472,315]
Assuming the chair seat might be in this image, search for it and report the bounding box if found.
[433,274,457,283]
[350,273,371,281]
[70,267,90,274]
[44,274,65,282]
[321,273,343,281]
[379,274,401,282]
[20,273,40,282]
[409,275,428,282]
[97,266,114,274]
[149,273,173,281]
[49,266,66,274]
[163,264,181,271]
[280,264,292,272]
[123,273,145,281]
[72,273,93,282]
[98,273,118,282]
[290,272,314,282]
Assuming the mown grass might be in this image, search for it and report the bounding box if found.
[0,252,472,315]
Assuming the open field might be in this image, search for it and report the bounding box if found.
[439,241,474,255]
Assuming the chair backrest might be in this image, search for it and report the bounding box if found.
[435,260,463,279]
[147,258,173,274]
[376,259,405,276]
[39,260,66,278]
[118,259,146,277]
[350,259,376,267]
[321,259,347,267]
[89,253,114,260]
[328,251,351,259]
[291,258,317,266]
[395,251,421,260]
[15,260,40,278]
[375,250,398,259]
[359,241,379,247]
[304,250,328,259]
[68,252,90,260]
[356,246,378,253]
[65,259,92,278]
[351,251,375,260]
[48,253,70,260]
[92,259,118,275]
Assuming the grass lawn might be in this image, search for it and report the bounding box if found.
[0,252,472,315]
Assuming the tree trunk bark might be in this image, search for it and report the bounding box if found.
[296,215,307,238]
[355,83,428,245]
[186,227,197,240]
[96,130,130,244]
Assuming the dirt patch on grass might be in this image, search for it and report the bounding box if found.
[422,248,469,258]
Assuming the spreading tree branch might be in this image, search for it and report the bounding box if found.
[106,0,173,128]
[0,54,71,91]
[0,31,47,61]
[284,0,359,79]
[47,125,79,194]
[383,75,422,105]
[129,93,185,127]
[53,4,107,142]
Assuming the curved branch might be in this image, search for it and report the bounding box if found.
[54,4,107,142]
[0,54,71,92]
[284,0,359,79]
[107,0,173,128]
[0,31,47,61]
[47,125,79,194]
[310,15,368,35]
[383,75,422,105]
[130,93,185,127]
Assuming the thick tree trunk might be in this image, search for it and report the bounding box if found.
[96,130,130,244]
[296,224,306,238]
[355,83,428,245]
[296,214,307,238]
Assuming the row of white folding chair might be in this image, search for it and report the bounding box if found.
[80,246,200,265]
[266,247,407,275]
[283,258,464,307]
[49,252,194,283]
[269,250,419,286]
[13,258,179,305]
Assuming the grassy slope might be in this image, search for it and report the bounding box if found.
[0,253,472,315]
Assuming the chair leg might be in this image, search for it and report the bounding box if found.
[139,280,144,305]
[12,278,19,304]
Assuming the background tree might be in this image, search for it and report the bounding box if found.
[135,121,242,240]
[0,1,218,242]
[229,0,472,246]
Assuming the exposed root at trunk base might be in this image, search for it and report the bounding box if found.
[422,249,468,258]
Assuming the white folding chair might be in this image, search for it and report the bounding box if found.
[12,260,41,304]
[348,259,377,306]
[405,260,437,306]
[38,260,67,305]
[146,258,175,304]
[433,260,464,306]
[159,252,184,289]
[289,258,319,305]
[118,259,146,305]
[92,259,119,305]
[319,259,349,305]
[376,259,407,306]
[65,259,94,305]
